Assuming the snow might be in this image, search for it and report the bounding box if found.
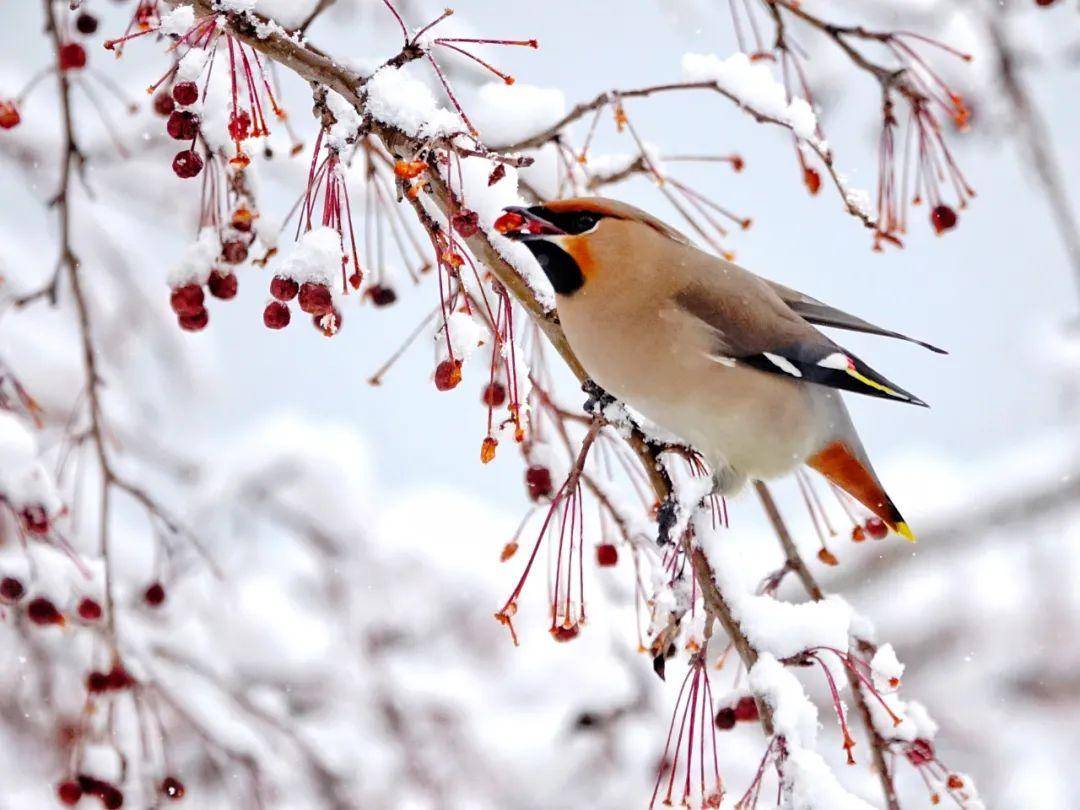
[442,310,485,362]
[472,82,566,147]
[0,412,61,516]
[324,89,361,151]
[167,227,219,288]
[364,65,464,140]
[176,48,209,83]
[276,225,344,285]
[159,6,194,37]
[869,643,904,692]
[782,748,876,810]
[681,52,819,143]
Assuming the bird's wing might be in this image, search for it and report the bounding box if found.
[671,273,928,407]
[765,280,946,354]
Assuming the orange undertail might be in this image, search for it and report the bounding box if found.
[806,441,916,542]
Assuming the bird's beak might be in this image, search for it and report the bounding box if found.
[493,206,566,241]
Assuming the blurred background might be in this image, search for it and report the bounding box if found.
[0,0,1078,807]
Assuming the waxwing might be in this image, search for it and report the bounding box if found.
[496,197,946,541]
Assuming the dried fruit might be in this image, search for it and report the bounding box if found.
[153,91,175,117]
[850,525,866,543]
[499,541,518,562]
[57,781,83,806]
[733,696,759,722]
[166,110,199,141]
[297,282,332,316]
[75,12,99,35]
[434,359,462,391]
[549,623,580,642]
[946,774,964,790]
[393,159,427,179]
[313,309,342,337]
[144,582,166,606]
[172,149,203,179]
[803,166,821,195]
[26,597,64,626]
[480,436,497,463]
[525,465,553,501]
[596,544,618,567]
[368,284,397,307]
[86,671,109,693]
[714,707,737,730]
[270,276,299,301]
[105,662,134,690]
[161,776,185,800]
[0,101,21,129]
[20,504,49,534]
[208,272,238,300]
[481,382,506,407]
[228,110,251,142]
[817,548,838,566]
[263,301,291,329]
[58,43,87,71]
[220,240,248,265]
[178,308,209,332]
[493,210,525,235]
[452,210,479,238]
[172,81,199,106]
[0,577,25,602]
[864,517,888,540]
[931,204,958,234]
[77,597,102,621]
[170,284,204,316]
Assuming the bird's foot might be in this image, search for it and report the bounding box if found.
[582,379,615,416]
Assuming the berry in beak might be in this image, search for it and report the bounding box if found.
[494,206,567,241]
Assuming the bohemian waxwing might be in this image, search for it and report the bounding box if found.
[496,197,946,541]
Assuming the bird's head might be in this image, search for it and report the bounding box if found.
[493,197,692,297]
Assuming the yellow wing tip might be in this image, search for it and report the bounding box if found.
[895,522,917,543]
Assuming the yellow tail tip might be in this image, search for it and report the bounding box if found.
[895,522,917,543]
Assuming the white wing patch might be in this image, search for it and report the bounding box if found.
[763,352,803,377]
[818,352,851,370]
[708,355,737,368]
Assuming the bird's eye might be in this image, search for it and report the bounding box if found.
[573,213,600,233]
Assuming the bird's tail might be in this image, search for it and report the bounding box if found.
[806,441,915,542]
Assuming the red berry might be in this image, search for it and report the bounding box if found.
[930,204,958,235]
[105,662,134,691]
[58,43,87,71]
[906,738,935,766]
[161,776,185,800]
[493,210,525,235]
[1035,0,1057,6]
[270,276,299,301]
[714,707,737,730]
[101,785,124,809]
[208,272,238,300]
[178,307,209,332]
[596,543,618,566]
[864,517,888,540]
[57,781,83,806]
[0,101,20,129]
[452,209,479,238]
[172,149,203,179]
[166,110,199,141]
[817,547,839,566]
[153,91,175,116]
[75,12,99,35]
[172,81,199,106]
[263,301,291,329]
[312,308,342,337]
[86,671,109,693]
[170,284,204,316]
[803,166,821,195]
[220,240,248,265]
[228,110,251,142]
[77,597,102,621]
[481,381,506,407]
[525,465,553,501]
[434,359,462,391]
[297,282,332,315]
[850,525,866,543]
[549,623,580,642]
[368,284,397,307]
[20,504,49,534]
[144,582,166,606]
[733,696,759,722]
[0,577,25,602]
[26,597,64,626]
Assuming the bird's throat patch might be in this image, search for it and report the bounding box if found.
[523,238,586,295]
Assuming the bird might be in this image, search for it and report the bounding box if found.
[494,197,945,541]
